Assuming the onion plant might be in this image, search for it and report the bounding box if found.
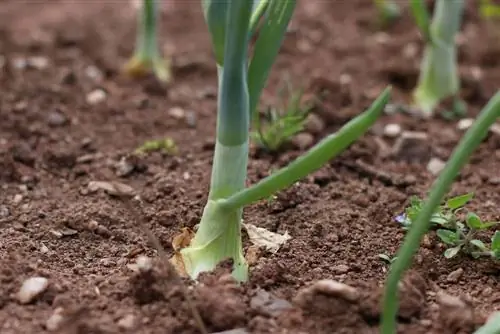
[178,0,391,282]
[124,0,171,83]
[411,0,464,115]
[381,91,500,333]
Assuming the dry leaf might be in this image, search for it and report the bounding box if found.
[169,227,195,277]
[243,224,291,254]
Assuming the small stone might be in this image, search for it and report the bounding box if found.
[168,107,185,120]
[427,157,446,176]
[87,181,134,196]
[374,32,390,44]
[437,291,466,308]
[60,228,78,236]
[447,268,464,283]
[403,43,418,58]
[115,157,135,177]
[47,110,68,127]
[470,66,483,81]
[182,172,190,180]
[185,111,197,128]
[84,65,104,82]
[13,194,23,204]
[0,205,9,218]
[40,244,49,253]
[298,279,359,302]
[46,307,64,331]
[117,314,136,330]
[392,131,430,163]
[383,123,402,138]
[86,89,107,105]
[457,118,473,131]
[305,113,325,135]
[490,123,500,136]
[18,277,49,304]
[87,220,99,231]
[297,39,313,53]
[339,73,352,86]
[12,57,28,70]
[292,133,314,150]
[250,289,293,317]
[28,56,49,70]
[212,329,249,334]
[332,264,350,274]
[136,256,152,272]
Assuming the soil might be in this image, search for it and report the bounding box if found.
[1,1,500,333]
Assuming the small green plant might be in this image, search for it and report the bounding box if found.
[396,192,474,230]
[410,0,464,115]
[135,138,177,155]
[397,192,500,259]
[437,224,500,259]
[381,91,500,333]
[374,0,400,27]
[124,0,171,83]
[173,0,391,282]
[251,79,311,152]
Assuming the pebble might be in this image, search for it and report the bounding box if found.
[136,256,152,272]
[88,181,134,196]
[250,289,293,317]
[115,157,135,177]
[490,123,500,136]
[46,110,68,127]
[13,194,23,205]
[40,244,49,253]
[28,56,49,70]
[84,65,104,82]
[383,123,402,138]
[117,314,136,330]
[86,89,107,105]
[18,277,49,304]
[0,205,9,218]
[403,43,418,58]
[391,131,430,162]
[305,113,325,135]
[296,279,359,303]
[332,264,350,274]
[212,329,249,334]
[46,307,65,331]
[427,157,446,176]
[185,111,197,128]
[12,57,28,70]
[457,118,473,131]
[292,133,314,150]
[446,268,464,283]
[87,220,99,231]
[168,107,185,120]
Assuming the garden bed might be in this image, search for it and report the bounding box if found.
[1,1,499,333]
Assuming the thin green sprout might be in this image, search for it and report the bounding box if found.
[381,91,500,333]
[124,0,171,83]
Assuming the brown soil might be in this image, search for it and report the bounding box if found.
[1,1,500,333]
